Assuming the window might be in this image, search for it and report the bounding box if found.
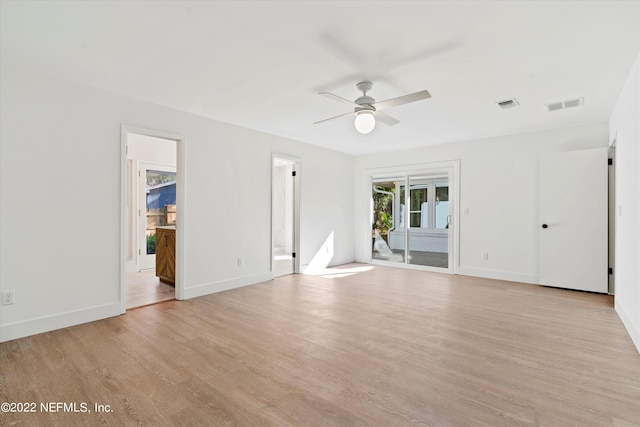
[409,185,427,228]
[399,179,448,231]
[435,182,449,229]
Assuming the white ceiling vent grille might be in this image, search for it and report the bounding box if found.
[545,97,584,112]
[496,98,519,109]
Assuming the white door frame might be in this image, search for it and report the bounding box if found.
[366,160,460,274]
[608,145,615,295]
[271,154,301,276]
[120,125,186,313]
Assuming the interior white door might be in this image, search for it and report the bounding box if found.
[539,147,608,293]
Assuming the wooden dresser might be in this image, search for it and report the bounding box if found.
[155,226,176,285]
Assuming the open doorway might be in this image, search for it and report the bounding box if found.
[272,155,300,277]
[121,127,183,310]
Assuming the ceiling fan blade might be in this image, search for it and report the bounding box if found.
[375,111,400,126]
[319,92,358,107]
[313,111,353,125]
[373,90,431,111]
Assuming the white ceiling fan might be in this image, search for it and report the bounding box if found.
[314,81,431,134]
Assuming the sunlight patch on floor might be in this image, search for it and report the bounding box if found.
[303,265,375,279]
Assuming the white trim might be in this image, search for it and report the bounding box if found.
[608,145,616,295]
[125,158,137,274]
[370,258,449,274]
[120,125,186,314]
[616,299,640,354]
[120,128,127,313]
[183,273,274,300]
[365,160,459,177]
[456,267,539,285]
[0,303,121,343]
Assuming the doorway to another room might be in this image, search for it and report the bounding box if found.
[272,156,299,277]
[122,129,181,310]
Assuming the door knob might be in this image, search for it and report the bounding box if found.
[542,224,548,229]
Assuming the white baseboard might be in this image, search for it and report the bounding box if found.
[182,272,274,300]
[452,267,539,284]
[300,257,356,275]
[615,300,640,355]
[0,302,121,343]
[354,258,539,284]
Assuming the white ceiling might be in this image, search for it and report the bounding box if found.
[2,1,639,155]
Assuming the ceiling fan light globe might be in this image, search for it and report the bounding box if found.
[355,111,376,134]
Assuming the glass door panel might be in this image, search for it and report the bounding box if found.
[407,176,449,268]
[372,178,405,264]
[410,185,427,228]
[435,182,449,230]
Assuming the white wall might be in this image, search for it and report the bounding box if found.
[609,52,640,353]
[127,133,177,165]
[2,57,635,352]
[355,123,609,284]
[0,64,354,341]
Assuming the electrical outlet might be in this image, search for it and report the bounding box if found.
[2,290,15,305]
[237,257,243,267]
[482,252,489,260]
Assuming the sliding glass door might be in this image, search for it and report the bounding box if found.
[371,174,450,270]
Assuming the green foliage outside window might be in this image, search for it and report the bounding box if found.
[373,186,394,237]
[146,234,156,255]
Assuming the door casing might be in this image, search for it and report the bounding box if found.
[120,125,186,313]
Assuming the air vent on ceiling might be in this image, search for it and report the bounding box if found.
[497,98,519,109]
[545,97,584,112]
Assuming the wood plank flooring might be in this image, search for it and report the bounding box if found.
[1,264,639,426]
[126,269,175,309]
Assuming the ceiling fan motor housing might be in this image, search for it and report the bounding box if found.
[314,80,429,129]
[355,81,375,112]
[355,96,376,113]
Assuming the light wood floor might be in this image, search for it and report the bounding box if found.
[126,269,175,309]
[1,264,639,426]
